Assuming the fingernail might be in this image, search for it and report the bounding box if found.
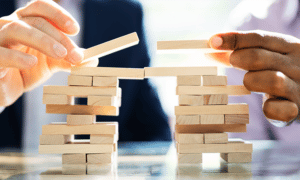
[69,48,84,64]
[53,43,67,58]
[211,36,223,48]
[65,20,80,32]
[26,56,38,67]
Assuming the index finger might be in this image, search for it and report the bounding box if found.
[208,30,297,54]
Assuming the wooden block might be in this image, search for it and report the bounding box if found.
[87,153,113,164]
[46,104,119,116]
[204,133,228,144]
[203,94,228,105]
[175,133,203,144]
[179,95,203,106]
[175,104,249,115]
[68,75,92,86]
[157,40,210,50]
[93,76,118,87]
[42,122,118,135]
[71,67,144,79]
[62,164,87,175]
[176,85,250,95]
[84,32,139,61]
[202,76,227,86]
[87,96,119,106]
[42,94,74,105]
[177,76,201,86]
[175,124,246,133]
[39,135,73,145]
[200,115,224,124]
[177,142,252,154]
[43,86,119,97]
[62,154,86,164]
[67,115,96,125]
[144,67,217,77]
[39,142,114,154]
[225,114,250,124]
[176,115,200,125]
[220,152,252,163]
[90,134,118,144]
[178,154,202,164]
[87,164,114,175]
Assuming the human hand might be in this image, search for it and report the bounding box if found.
[208,30,300,125]
[0,0,98,107]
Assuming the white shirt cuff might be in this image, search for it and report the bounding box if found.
[0,107,5,114]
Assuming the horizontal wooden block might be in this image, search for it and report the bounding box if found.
[200,115,224,124]
[204,133,228,144]
[203,94,228,105]
[157,40,210,50]
[62,153,86,164]
[67,115,96,125]
[144,67,217,77]
[179,95,203,106]
[46,105,119,116]
[42,122,118,135]
[44,86,119,97]
[87,164,114,175]
[202,76,227,86]
[175,104,249,115]
[175,133,203,144]
[87,96,120,107]
[177,142,252,154]
[176,85,250,95]
[178,153,202,164]
[68,75,93,86]
[87,153,113,164]
[62,164,87,175]
[177,76,202,86]
[39,142,114,154]
[71,67,144,79]
[225,114,250,124]
[42,94,74,105]
[175,124,246,133]
[176,115,200,125]
[220,152,252,163]
[39,135,73,145]
[93,76,118,87]
[84,32,139,61]
[90,134,118,144]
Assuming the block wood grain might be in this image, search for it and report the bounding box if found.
[157,40,210,50]
[204,133,228,144]
[177,75,202,86]
[200,115,224,124]
[62,154,87,164]
[176,85,250,95]
[39,142,114,154]
[39,135,73,145]
[87,153,113,164]
[178,95,203,106]
[42,94,74,105]
[144,67,217,77]
[66,115,96,125]
[90,134,118,144]
[42,122,118,135]
[84,32,139,61]
[220,152,252,163]
[46,104,119,116]
[177,141,252,154]
[225,114,250,124]
[87,96,120,107]
[175,124,246,133]
[68,75,93,86]
[175,133,204,144]
[43,86,119,97]
[203,94,228,105]
[62,164,87,175]
[71,67,144,79]
[202,76,227,86]
[176,115,200,125]
[175,104,249,115]
[93,77,118,87]
[178,153,202,164]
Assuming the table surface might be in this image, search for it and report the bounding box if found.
[0,140,299,180]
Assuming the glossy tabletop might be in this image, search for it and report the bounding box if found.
[0,141,299,180]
